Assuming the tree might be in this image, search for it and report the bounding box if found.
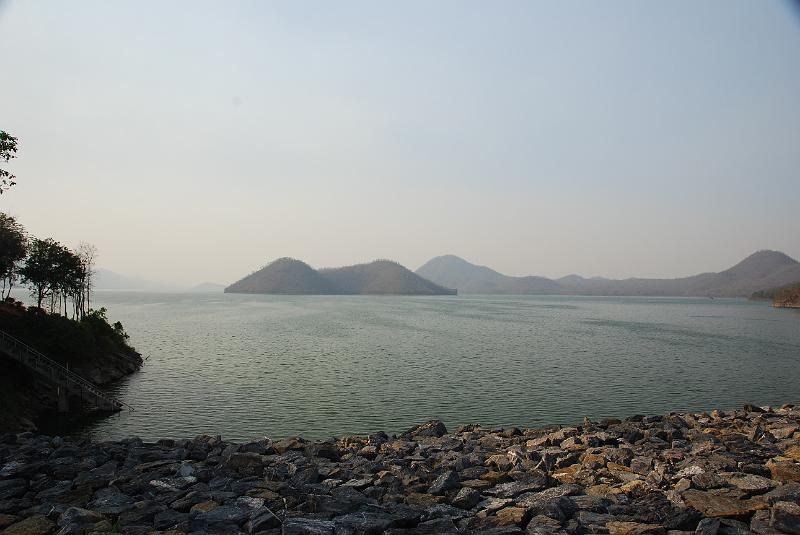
[19,238,66,310]
[0,213,27,299]
[0,131,18,194]
[76,242,97,317]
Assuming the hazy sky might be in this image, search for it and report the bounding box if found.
[1,1,799,285]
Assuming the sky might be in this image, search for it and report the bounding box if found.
[1,1,799,285]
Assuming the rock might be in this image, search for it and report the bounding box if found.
[282,517,335,535]
[191,504,250,527]
[86,486,135,515]
[245,508,282,532]
[785,445,800,461]
[153,509,189,530]
[403,420,448,438]
[272,437,306,454]
[718,518,753,535]
[0,479,28,500]
[495,506,530,526]
[452,487,481,509]
[693,472,727,490]
[750,510,781,535]
[695,518,721,535]
[3,515,55,535]
[771,501,800,535]
[682,490,768,518]
[341,478,373,490]
[719,473,775,494]
[429,471,460,495]
[488,474,549,498]
[767,460,800,483]
[224,452,264,476]
[190,500,219,513]
[763,483,800,505]
[56,506,103,527]
[516,494,576,523]
[117,500,166,525]
[0,513,20,529]
[607,521,666,535]
[334,509,395,534]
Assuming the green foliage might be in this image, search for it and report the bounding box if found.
[0,213,27,299]
[83,307,130,343]
[0,300,138,369]
[0,131,18,194]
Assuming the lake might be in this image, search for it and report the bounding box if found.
[40,292,800,441]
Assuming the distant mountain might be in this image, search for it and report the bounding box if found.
[189,282,225,293]
[94,269,223,292]
[93,268,172,291]
[416,250,800,297]
[321,260,456,295]
[415,255,561,294]
[225,258,456,295]
[225,258,342,294]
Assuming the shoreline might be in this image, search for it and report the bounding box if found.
[1,404,799,534]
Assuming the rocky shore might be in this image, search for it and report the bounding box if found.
[1,405,799,535]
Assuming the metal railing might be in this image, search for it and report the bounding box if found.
[0,328,132,412]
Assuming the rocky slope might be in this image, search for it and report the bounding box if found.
[226,258,456,295]
[417,251,800,297]
[1,404,799,534]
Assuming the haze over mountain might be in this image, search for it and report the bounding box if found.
[225,258,456,295]
[93,269,223,292]
[416,250,800,298]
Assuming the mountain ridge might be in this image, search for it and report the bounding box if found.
[225,258,456,295]
[415,250,800,297]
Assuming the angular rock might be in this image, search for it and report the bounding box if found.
[452,487,481,509]
[767,460,800,483]
[282,517,335,535]
[117,500,166,525]
[495,506,530,527]
[403,420,447,438]
[682,490,768,518]
[719,473,775,494]
[223,452,264,476]
[429,471,460,495]
[771,501,800,535]
[695,518,720,535]
[607,521,666,535]
[2,515,55,535]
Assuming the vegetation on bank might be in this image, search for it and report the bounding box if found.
[751,281,800,308]
[0,299,137,367]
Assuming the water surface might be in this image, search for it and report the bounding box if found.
[42,293,800,441]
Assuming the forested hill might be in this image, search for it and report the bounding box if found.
[225,258,456,295]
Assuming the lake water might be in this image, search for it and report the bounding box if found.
[40,292,800,441]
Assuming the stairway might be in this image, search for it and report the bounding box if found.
[0,328,132,412]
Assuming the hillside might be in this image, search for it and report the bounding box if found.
[225,258,456,295]
[321,260,456,295]
[416,250,800,297]
[225,258,342,294]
